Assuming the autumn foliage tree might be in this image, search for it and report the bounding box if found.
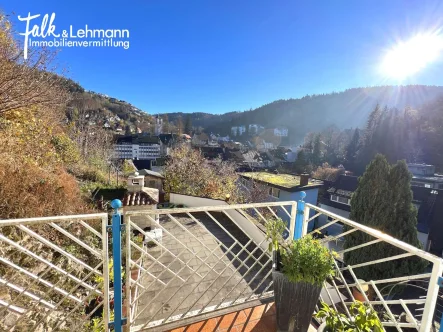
[0,14,87,218]
[164,144,243,202]
[312,162,345,181]
[0,14,68,115]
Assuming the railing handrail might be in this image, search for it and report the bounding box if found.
[125,200,297,216]
[305,203,443,265]
[0,213,108,227]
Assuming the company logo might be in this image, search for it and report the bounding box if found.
[18,13,130,59]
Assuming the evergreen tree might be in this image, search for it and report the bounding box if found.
[294,150,309,174]
[184,115,192,134]
[355,104,383,173]
[311,134,322,166]
[345,129,360,170]
[344,155,427,281]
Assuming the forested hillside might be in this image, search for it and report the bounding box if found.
[165,85,443,144]
[293,99,443,175]
[64,79,154,132]
[0,14,149,219]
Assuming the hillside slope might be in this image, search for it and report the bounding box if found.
[165,85,443,144]
[65,79,153,132]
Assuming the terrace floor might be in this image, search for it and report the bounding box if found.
[166,302,276,332]
[133,212,272,327]
[166,302,318,332]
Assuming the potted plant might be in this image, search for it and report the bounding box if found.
[315,301,383,332]
[266,218,336,332]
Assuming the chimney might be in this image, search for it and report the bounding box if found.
[300,173,309,186]
[127,172,145,193]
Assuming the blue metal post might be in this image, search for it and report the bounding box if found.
[294,191,306,240]
[439,277,443,332]
[110,199,125,331]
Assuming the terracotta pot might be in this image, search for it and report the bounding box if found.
[272,271,322,332]
[352,279,370,302]
[352,288,367,302]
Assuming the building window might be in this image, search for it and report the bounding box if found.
[338,196,350,205]
[331,195,350,205]
[269,187,280,198]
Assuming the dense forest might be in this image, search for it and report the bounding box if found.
[294,98,443,174]
[165,85,443,145]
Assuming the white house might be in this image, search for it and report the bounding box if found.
[217,135,230,142]
[231,126,246,136]
[248,124,264,135]
[274,127,289,137]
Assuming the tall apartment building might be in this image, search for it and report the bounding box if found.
[114,134,161,160]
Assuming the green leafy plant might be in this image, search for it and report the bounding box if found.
[94,258,125,288]
[265,218,286,252]
[90,309,115,332]
[315,301,383,332]
[315,301,347,331]
[281,235,335,286]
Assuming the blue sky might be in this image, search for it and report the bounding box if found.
[4,0,443,114]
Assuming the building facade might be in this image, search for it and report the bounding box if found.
[231,126,246,136]
[273,127,289,137]
[248,124,265,135]
[408,163,443,190]
[114,134,161,160]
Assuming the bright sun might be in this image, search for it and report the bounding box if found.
[381,33,443,79]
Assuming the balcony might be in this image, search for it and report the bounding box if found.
[0,198,442,331]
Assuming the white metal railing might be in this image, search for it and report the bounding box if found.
[304,203,443,332]
[0,213,110,332]
[124,201,296,331]
[2,200,442,332]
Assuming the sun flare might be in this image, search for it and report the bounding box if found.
[381,33,443,79]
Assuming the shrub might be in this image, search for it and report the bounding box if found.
[315,301,383,332]
[164,144,243,202]
[51,133,81,165]
[265,218,286,252]
[312,162,345,181]
[0,160,87,218]
[81,168,108,183]
[281,235,335,286]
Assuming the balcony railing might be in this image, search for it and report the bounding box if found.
[0,199,442,331]
[0,213,109,332]
[304,203,443,332]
